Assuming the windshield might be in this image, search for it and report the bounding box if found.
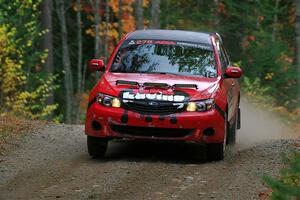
[110,40,217,78]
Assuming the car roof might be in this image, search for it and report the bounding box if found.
[126,29,213,45]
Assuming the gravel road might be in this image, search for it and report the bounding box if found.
[0,100,298,200]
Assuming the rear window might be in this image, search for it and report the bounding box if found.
[110,40,217,78]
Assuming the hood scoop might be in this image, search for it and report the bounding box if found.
[173,84,198,89]
[143,82,170,89]
[116,80,139,87]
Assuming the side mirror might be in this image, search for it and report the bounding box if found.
[88,59,105,72]
[225,67,242,78]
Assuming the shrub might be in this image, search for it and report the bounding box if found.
[263,153,300,200]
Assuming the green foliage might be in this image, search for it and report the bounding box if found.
[242,76,275,107]
[159,0,298,111]
[263,153,300,200]
[0,0,58,119]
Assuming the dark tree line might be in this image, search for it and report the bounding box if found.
[0,0,298,123]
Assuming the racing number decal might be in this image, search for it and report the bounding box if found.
[119,89,190,124]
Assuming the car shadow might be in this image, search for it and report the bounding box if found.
[92,140,211,164]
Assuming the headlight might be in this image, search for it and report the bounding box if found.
[96,93,121,108]
[186,99,215,112]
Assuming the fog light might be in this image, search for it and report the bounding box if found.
[92,121,102,130]
[186,102,197,112]
[111,98,121,108]
[203,127,215,136]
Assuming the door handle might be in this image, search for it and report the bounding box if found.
[231,82,235,86]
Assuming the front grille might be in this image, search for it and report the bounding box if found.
[111,125,194,138]
[122,100,185,115]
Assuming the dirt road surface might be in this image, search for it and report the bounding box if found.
[0,99,298,200]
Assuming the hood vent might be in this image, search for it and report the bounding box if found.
[116,80,139,87]
[143,82,170,89]
[173,84,198,89]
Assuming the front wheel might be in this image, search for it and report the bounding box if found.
[206,143,224,161]
[87,136,108,158]
[207,112,227,161]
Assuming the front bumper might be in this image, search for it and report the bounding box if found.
[85,103,226,143]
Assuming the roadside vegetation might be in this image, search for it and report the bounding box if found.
[262,153,300,200]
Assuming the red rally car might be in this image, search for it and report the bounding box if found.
[85,30,242,161]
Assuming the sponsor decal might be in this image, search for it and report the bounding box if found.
[122,91,186,102]
[125,39,213,51]
[128,40,135,45]
[176,42,212,50]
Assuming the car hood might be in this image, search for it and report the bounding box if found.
[97,72,220,101]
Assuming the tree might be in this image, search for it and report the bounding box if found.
[297,0,300,98]
[135,0,144,30]
[41,0,54,105]
[118,0,122,40]
[94,0,102,58]
[272,0,280,42]
[150,0,160,28]
[0,0,58,119]
[55,0,74,123]
[104,0,110,60]
[75,0,83,123]
[213,0,220,28]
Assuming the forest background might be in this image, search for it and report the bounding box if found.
[0,0,299,124]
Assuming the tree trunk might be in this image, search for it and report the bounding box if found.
[135,0,144,30]
[89,0,102,81]
[55,0,74,124]
[213,0,220,28]
[41,0,54,105]
[150,0,160,29]
[104,0,109,61]
[94,0,101,58]
[75,0,83,124]
[118,0,122,41]
[81,61,87,97]
[272,0,280,42]
[297,0,300,97]
[165,0,170,27]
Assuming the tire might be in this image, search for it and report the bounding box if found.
[206,143,224,161]
[87,136,108,158]
[227,116,237,145]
